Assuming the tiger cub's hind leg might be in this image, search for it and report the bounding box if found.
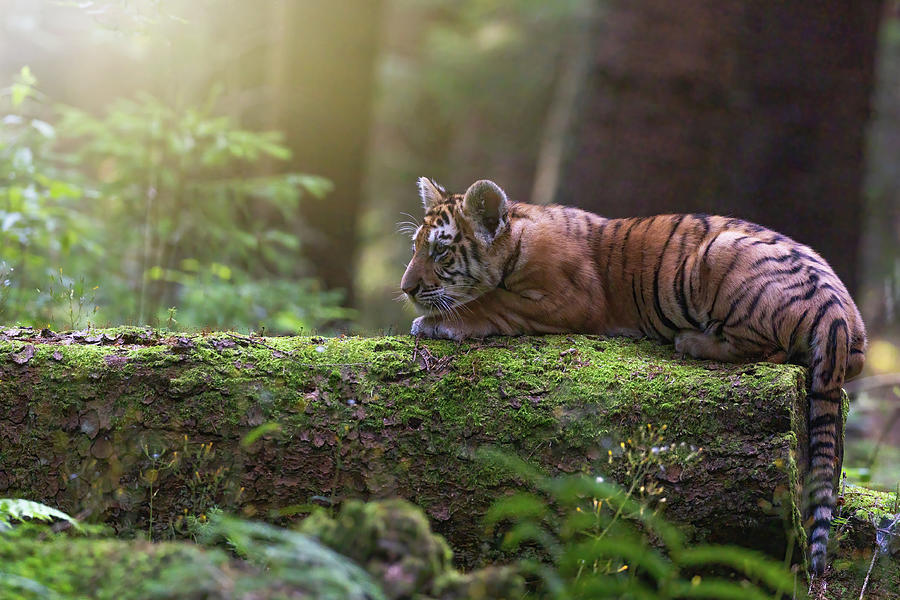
[674,328,748,362]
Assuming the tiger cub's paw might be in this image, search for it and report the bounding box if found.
[411,316,466,341]
[673,329,708,359]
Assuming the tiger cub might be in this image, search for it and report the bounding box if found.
[401,177,866,575]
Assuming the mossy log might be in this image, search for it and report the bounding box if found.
[0,327,818,566]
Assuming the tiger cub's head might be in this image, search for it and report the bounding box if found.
[400,177,511,316]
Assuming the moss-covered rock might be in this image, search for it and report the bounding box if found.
[1,327,812,565]
[0,498,525,600]
[0,523,381,600]
[300,499,524,599]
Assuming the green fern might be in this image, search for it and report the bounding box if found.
[480,448,799,600]
[189,514,387,600]
[0,499,80,531]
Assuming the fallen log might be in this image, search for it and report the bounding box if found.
[0,327,819,566]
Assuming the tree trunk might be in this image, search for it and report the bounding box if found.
[256,1,384,307]
[1,328,818,567]
[557,0,883,294]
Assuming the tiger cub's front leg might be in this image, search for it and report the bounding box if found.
[411,316,461,340]
[410,316,483,341]
[411,314,506,341]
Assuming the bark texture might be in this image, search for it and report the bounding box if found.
[557,0,883,294]
[1,327,815,567]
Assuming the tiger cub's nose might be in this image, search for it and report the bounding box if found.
[403,283,420,297]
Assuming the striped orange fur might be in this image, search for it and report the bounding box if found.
[400,178,866,575]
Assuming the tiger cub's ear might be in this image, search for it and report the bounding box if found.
[463,179,508,241]
[417,177,447,210]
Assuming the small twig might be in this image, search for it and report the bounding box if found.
[858,513,900,600]
[227,333,287,354]
[858,545,877,600]
[412,336,438,371]
[844,374,900,394]
[526,441,545,461]
[864,406,900,471]
[833,475,851,543]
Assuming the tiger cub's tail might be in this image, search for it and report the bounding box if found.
[805,302,851,576]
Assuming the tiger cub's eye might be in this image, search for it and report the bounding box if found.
[432,242,449,259]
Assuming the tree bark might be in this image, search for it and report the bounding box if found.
[557,0,883,294]
[1,328,817,567]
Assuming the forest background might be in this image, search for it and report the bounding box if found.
[0,0,898,488]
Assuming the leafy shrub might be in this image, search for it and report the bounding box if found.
[482,449,800,599]
[1,68,349,333]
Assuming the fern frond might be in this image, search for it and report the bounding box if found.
[0,499,80,531]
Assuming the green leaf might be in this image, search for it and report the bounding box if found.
[560,537,674,582]
[572,577,657,600]
[483,491,548,526]
[673,545,793,592]
[501,521,558,555]
[0,498,80,530]
[11,66,37,108]
[30,119,55,138]
[47,180,81,199]
[666,577,780,600]
[0,573,60,599]
[241,422,283,447]
[199,515,386,600]
[475,447,546,484]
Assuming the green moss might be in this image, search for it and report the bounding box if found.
[299,498,524,599]
[0,530,231,600]
[842,483,899,521]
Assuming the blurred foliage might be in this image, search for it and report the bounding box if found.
[297,498,525,599]
[193,512,388,600]
[358,0,591,330]
[0,501,387,600]
[861,14,900,339]
[0,67,350,332]
[56,0,189,31]
[481,448,800,600]
[0,498,525,600]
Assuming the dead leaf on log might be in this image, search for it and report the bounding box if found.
[212,338,236,351]
[12,345,35,364]
[91,438,113,459]
[80,411,100,439]
[173,337,196,350]
[103,354,129,368]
